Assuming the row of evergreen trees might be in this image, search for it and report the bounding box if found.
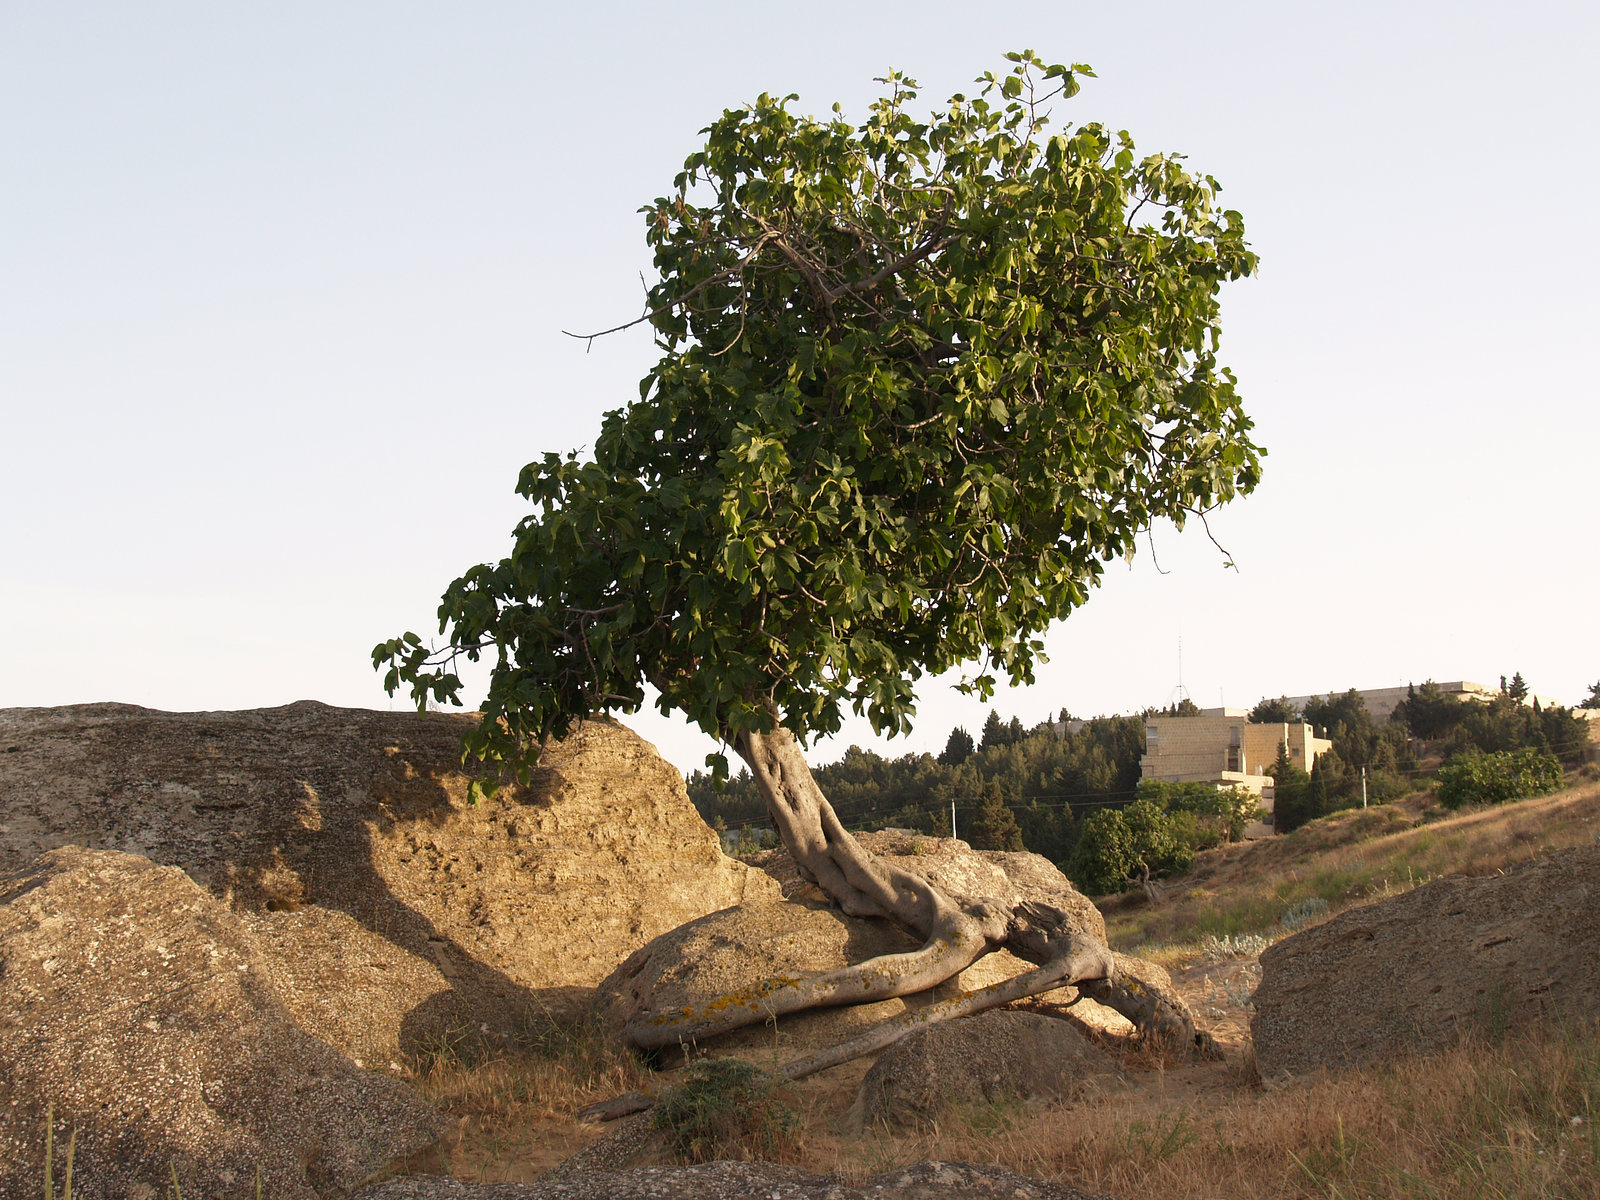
[686,677,1594,892]
[686,710,1146,868]
[1261,682,1592,833]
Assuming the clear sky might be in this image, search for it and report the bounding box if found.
[3,2,1596,776]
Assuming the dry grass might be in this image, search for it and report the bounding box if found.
[393,1012,651,1182]
[819,1022,1600,1199]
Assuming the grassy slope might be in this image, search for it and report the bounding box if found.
[1103,767,1600,958]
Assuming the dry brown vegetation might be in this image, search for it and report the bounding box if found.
[407,775,1600,1197]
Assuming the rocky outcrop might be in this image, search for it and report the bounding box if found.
[857,1009,1121,1128]
[1252,844,1600,1077]
[595,832,1137,1057]
[0,702,773,1059]
[0,847,440,1200]
[355,1160,1118,1200]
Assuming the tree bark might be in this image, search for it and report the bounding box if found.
[583,939,1111,1123]
[623,712,1198,1059]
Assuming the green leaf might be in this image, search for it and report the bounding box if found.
[378,49,1260,776]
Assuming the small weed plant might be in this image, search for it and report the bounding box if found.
[1271,896,1329,935]
[1199,932,1268,962]
[651,1057,799,1164]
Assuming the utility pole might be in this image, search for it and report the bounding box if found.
[1361,765,1368,809]
[951,799,958,841]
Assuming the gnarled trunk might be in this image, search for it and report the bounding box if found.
[612,715,1200,1102]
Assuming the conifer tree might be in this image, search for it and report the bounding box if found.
[966,780,1024,851]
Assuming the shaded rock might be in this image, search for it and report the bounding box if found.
[1252,844,1600,1077]
[596,831,1138,1057]
[857,1009,1121,1128]
[355,1160,1118,1200]
[0,702,774,1060]
[0,847,439,1200]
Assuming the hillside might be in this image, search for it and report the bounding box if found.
[1103,768,1600,955]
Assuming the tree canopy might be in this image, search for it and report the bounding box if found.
[376,52,1261,783]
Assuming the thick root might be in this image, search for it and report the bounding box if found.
[582,933,1116,1122]
[1078,955,1214,1058]
[625,908,993,1049]
[778,932,1114,1082]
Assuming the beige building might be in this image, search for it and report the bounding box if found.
[1141,708,1332,834]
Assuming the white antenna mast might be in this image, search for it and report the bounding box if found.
[1170,627,1191,708]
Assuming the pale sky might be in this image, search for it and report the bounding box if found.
[3,2,1596,776]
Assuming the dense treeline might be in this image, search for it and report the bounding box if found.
[688,677,1595,893]
[1264,680,1590,833]
[686,710,1147,866]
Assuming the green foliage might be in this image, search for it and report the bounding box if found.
[979,709,1026,752]
[687,710,1144,865]
[1067,807,1137,895]
[937,725,974,766]
[965,779,1024,851]
[1151,697,1202,717]
[1066,797,1194,894]
[1394,680,1590,768]
[1581,680,1600,710]
[1436,748,1563,810]
[650,1057,798,1163]
[1392,681,1464,740]
[1124,797,1197,874]
[1247,695,1298,724]
[1136,779,1261,843]
[1267,740,1315,834]
[375,52,1259,787]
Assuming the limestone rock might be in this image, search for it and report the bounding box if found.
[1252,844,1600,1077]
[0,847,440,1200]
[355,1159,1118,1200]
[0,702,773,1059]
[857,1009,1121,1128]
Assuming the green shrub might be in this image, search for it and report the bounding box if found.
[1436,749,1563,810]
[1067,798,1195,894]
[651,1058,798,1163]
[1068,808,1137,895]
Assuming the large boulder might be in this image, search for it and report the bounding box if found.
[857,1009,1121,1128]
[0,702,774,1059]
[1252,844,1600,1077]
[595,832,1134,1057]
[0,847,440,1200]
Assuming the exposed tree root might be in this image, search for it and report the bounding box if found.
[625,909,992,1048]
[582,932,1115,1123]
[594,712,1203,1121]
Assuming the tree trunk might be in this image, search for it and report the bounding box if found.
[623,713,1196,1060]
